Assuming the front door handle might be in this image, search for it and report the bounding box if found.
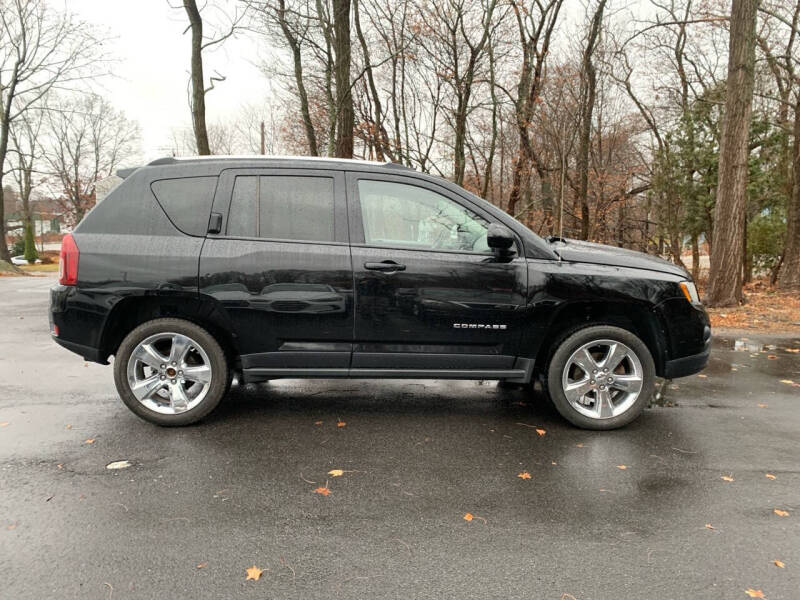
[364,260,406,272]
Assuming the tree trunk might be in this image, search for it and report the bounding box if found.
[278,0,318,156]
[778,96,800,290]
[333,0,354,158]
[691,234,700,281]
[706,0,757,307]
[183,0,211,155]
[576,0,607,241]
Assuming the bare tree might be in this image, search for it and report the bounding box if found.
[706,0,759,306]
[44,94,140,225]
[506,0,564,216]
[9,106,45,251]
[179,0,243,155]
[0,0,105,262]
[576,0,608,240]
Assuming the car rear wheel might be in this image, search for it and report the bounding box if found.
[113,318,228,426]
[545,325,655,430]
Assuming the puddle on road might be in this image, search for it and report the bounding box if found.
[657,336,800,406]
[715,337,800,354]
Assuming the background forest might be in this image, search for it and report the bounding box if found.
[1,0,798,306]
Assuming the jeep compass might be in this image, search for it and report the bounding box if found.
[49,156,710,429]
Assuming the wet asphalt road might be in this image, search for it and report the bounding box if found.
[1,274,799,600]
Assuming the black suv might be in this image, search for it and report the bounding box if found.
[50,156,710,429]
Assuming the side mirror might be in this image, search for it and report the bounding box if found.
[487,223,515,256]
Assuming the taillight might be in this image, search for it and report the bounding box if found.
[58,234,79,285]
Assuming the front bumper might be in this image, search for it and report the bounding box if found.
[663,324,711,378]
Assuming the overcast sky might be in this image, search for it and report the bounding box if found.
[62,0,273,164]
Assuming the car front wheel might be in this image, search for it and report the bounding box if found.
[113,318,228,426]
[545,325,655,430]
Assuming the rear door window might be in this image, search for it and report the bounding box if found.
[227,175,335,242]
[151,176,218,236]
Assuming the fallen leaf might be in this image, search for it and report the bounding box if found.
[314,486,331,496]
[314,421,323,425]
[57,464,63,469]
[65,424,72,429]
[744,589,765,598]
[337,420,346,428]
[721,475,735,482]
[774,509,789,517]
[767,355,778,360]
[517,471,531,480]
[328,469,344,477]
[765,473,776,480]
[616,465,628,470]
[6,523,17,530]
[245,565,263,581]
[196,561,208,569]
[758,403,768,408]
[697,374,707,378]
[576,443,584,448]
[786,348,799,353]
[705,523,715,530]
[780,379,795,385]
[463,513,474,522]
[84,438,95,444]
[773,560,785,568]
[0,422,9,427]
[106,460,132,470]
[535,428,546,436]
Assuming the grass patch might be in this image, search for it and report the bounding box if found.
[18,262,58,273]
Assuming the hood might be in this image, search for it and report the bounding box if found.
[551,238,689,278]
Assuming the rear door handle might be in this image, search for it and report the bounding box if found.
[364,260,406,272]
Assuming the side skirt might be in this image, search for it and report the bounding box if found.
[242,363,533,384]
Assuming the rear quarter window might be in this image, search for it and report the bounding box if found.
[151,176,218,236]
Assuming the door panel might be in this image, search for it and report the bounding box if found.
[200,169,353,371]
[347,173,527,371]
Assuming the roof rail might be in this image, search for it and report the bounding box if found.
[147,157,178,166]
[383,161,413,170]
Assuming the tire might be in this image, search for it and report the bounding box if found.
[544,325,655,430]
[113,318,229,426]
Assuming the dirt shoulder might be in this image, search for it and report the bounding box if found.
[705,283,800,334]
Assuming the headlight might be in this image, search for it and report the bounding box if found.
[679,281,701,305]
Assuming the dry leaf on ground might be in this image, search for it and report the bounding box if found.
[617,465,628,470]
[196,562,208,569]
[721,475,735,482]
[314,486,331,496]
[0,422,9,427]
[773,560,785,568]
[328,469,344,477]
[245,566,263,581]
[704,523,715,530]
[744,589,765,598]
[517,472,531,480]
[535,428,546,436]
[765,473,776,480]
[84,438,95,444]
[463,512,474,522]
[774,509,789,517]
[314,421,322,425]
[337,420,346,428]
[106,460,132,470]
